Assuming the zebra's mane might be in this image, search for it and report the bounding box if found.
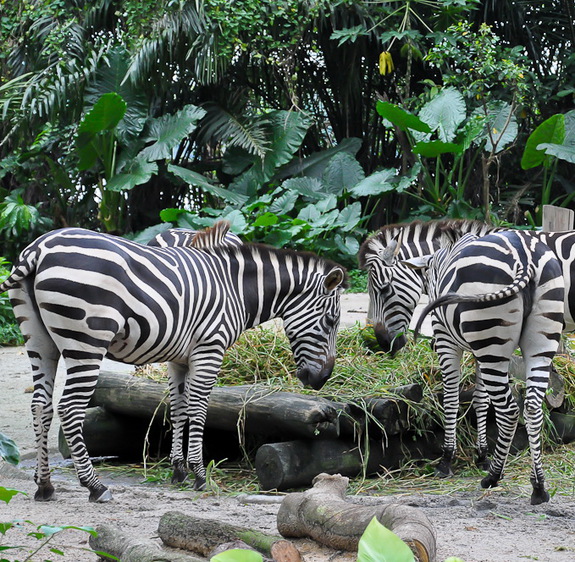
[359,218,495,267]
[191,221,232,251]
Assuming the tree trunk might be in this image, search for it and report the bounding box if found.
[158,511,299,560]
[277,473,436,562]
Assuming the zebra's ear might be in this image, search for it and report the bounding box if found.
[400,255,432,270]
[324,267,346,292]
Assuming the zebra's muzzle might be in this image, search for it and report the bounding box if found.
[297,356,335,390]
[373,323,407,356]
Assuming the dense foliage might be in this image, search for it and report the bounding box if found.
[0,0,573,266]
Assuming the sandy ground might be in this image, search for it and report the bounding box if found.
[2,294,575,562]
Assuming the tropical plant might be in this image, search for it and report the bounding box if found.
[520,110,575,224]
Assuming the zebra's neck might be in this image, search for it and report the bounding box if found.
[227,245,321,330]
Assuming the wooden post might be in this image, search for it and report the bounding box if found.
[542,205,574,232]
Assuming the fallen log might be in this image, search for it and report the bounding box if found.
[158,511,300,560]
[255,435,443,491]
[90,372,343,439]
[89,523,204,562]
[277,473,436,562]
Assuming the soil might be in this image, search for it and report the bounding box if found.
[2,294,575,562]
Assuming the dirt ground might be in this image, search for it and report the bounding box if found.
[2,294,575,562]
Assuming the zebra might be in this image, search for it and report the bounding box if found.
[405,230,565,505]
[0,221,347,502]
[359,218,575,353]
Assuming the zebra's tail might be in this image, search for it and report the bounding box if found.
[0,244,39,294]
[413,262,535,340]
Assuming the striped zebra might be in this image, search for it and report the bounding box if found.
[0,222,347,502]
[359,219,575,353]
[406,231,564,505]
[148,227,243,249]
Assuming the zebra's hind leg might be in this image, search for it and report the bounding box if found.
[479,363,520,490]
[11,282,60,501]
[58,352,112,502]
[473,371,490,471]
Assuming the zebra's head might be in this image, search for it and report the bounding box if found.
[282,265,347,391]
[359,234,426,356]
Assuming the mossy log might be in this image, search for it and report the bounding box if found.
[277,473,437,562]
[89,372,344,439]
[158,510,300,560]
[89,523,204,562]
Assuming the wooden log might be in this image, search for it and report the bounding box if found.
[58,407,155,460]
[158,511,300,560]
[255,435,443,491]
[89,523,204,562]
[90,372,342,439]
[277,473,436,562]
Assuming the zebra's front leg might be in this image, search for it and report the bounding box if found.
[473,370,490,471]
[167,362,189,484]
[185,350,225,491]
[58,357,112,502]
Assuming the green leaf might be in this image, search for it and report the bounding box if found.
[376,101,432,133]
[537,143,575,164]
[281,177,324,202]
[105,159,157,192]
[521,114,566,169]
[140,105,206,161]
[350,169,397,196]
[418,87,466,142]
[357,517,415,562]
[322,152,365,196]
[253,212,279,227]
[269,191,299,215]
[413,140,463,157]
[0,486,21,504]
[336,201,362,231]
[78,93,127,134]
[0,432,19,466]
[480,101,518,153]
[168,164,248,205]
[330,25,369,46]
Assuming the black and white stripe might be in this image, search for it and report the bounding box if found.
[371,229,565,504]
[1,222,346,502]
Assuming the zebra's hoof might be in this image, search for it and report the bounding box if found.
[530,485,550,505]
[435,459,454,478]
[481,474,500,489]
[34,483,55,501]
[193,477,206,491]
[89,487,113,503]
[171,467,189,484]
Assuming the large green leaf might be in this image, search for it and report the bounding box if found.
[537,142,575,164]
[169,164,248,205]
[269,191,299,215]
[105,159,158,192]
[521,114,566,169]
[275,138,362,180]
[418,87,466,142]
[335,201,362,230]
[0,432,19,466]
[376,101,432,133]
[211,548,263,562]
[480,102,518,153]
[350,169,397,197]
[78,92,127,134]
[357,517,415,562]
[413,140,463,157]
[281,177,324,202]
[140,104,206,161]
[322,152,365,196]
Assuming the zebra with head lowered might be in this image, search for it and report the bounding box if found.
[404,231,564,505]
[0,222,347,502]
